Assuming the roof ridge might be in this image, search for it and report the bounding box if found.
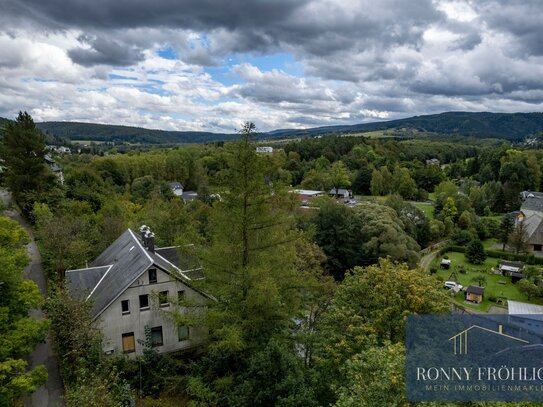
[66,264,112,273]
[128,228,154,263]
[86,264,113,301]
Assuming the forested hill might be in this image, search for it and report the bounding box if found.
[266,112,543,140]
[35,121,237,144]
[12,111,543,144]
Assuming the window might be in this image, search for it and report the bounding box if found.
[122,333,135,353]
[139,294,149,310]
[151,326,163,347]
[121,300,130,314]
[178,290,185,305]
[148,268,157,284]
[159,291,169,307]
[178,326,190,341]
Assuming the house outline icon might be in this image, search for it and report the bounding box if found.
[448,325,529,355]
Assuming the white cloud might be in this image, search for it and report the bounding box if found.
[0,0,542,132]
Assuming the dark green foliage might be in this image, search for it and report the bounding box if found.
[46,287,133,406]
[351,166,373,195]
[451,229,476,246]
[465,238,487,264]
[313,259,449,404]
[0,217,49,405]
[0,112,59,215]
[517,279,541,300]
[65,168,106,211]
[475,216,500,240]
[312,200,364,280]
[499,215,515,250]
[37,121,236,144]
[36,112,543,145]
[131,175,173,204]
[385,195,431,248]
[229,340,318,407]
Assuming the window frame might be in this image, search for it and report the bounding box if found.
[178,326,190,341]
[148,268,158,284]
[159,291,169,308]
[122,332,136,353]
[139,294,150,310]
[150,326,163,347]
[177,290,185,305]
[121,299,130,315]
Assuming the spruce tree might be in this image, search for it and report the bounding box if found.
[0,112,54,214]
[185,123,320,404]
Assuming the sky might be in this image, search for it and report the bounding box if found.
[0,0,542,133]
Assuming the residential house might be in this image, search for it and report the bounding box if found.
[517,193,543,252]
[44,154,64,185]
[170,182,184,197]
[181,190,198,202]
[507,300,543,336]
[425,158,440,166]
[256,146,273,153]
[66,226,209,357]
[328,188,352,199]
[465,285,484,303]
[291,189,324,205]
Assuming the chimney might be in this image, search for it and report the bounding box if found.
[145,231,155,253]
[139,225,149,246]
[498,325,503,334]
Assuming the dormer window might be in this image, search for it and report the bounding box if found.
[148,268,157,284]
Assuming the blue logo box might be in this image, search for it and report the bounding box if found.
[406,314,543,402]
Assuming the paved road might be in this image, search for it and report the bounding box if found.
[1,191,65,407]
[420,249,439,272]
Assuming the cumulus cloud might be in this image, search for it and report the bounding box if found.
[0,0,542,132]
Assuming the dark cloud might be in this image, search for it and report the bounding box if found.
[2,0,307,31]
[2,0,442,74]
[475,0,543,56]
[67,35,144,66]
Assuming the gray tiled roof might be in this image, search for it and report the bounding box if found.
[66,229,207,319]
[467,285,485,295]
[522,212,543,245]
[521,197,543,212]
[65,265,111,299]
[67,229,153,319]
[170,182,184,190]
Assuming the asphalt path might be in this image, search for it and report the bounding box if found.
[1,190,65,406]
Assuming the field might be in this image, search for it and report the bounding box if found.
[431,251,542,312]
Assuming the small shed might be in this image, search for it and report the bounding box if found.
[510,272,526,284]
[465,285,484,304]
[440,259,451,269]
[499,261,524,276]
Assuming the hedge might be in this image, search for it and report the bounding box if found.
[440,246,543,265]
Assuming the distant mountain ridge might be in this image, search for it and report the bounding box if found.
[8,111,543,144]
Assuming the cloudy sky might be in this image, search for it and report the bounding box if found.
[0,0,542,132]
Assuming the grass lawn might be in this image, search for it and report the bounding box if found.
[482,238,499,250]
[430,251,542,312]
[413,202,434,220]
[356,195,387,202]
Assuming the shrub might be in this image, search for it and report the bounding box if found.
[465,238,487,264]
